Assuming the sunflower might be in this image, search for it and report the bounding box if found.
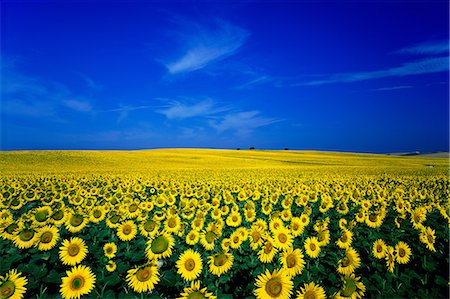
[51,209,68,226]
[31,206,52,226]
[36,225,59,251]
[258,237,278,263]
[186,229,200,245]
[273,226,293,251]
[254,269,293,299]
[106,260,117,272]
[176,249,203,281]
[199,231,217,251]
[372,239,387,259]
[395,241,412,264]
[0,269,28,299]
[13,227,37,249]
[226,212,242,227]
[249,226,265,250]
[304,237,321,258]
[337,247,361,276]
[126,262,160,293]
[280,248,306,277]
[269,218,284,234]
[65,211,88,233]
[103,242,117,258]
[289,217,305,237]
[419,226,436,252]
[317,229,330,247]
[365,212,382,228]
[177,280,216,299]
[229,231,243,249]
[296,282,326,299]
[164,215,181,233]
[336,229,353,249]
[146,232,174,260]
[385,246,396,273]
[1,222,20,241]
[117,220,137,241]
[139,218,159,237]
[334,274,366,299]
[89,206,106,223]
[208,251,234,276]
[60,265,96,299]
[59,237,88,266]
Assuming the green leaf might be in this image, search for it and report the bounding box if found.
[43,270,61,284]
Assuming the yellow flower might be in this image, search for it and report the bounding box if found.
[146,232,174,260]
[317,229,330,247]
[139,218,159,237]
[164,215,181,233]
[59,237,88,266]
[199,231,217,251]
[254,269,293,299]
[13,228,37,249]
[0,269,28,299]
[105,260,117,272]
[336,229,353,249]
[269,218,284,234]
[296,282,326,299]
[280,248,305,277]
[117,220,137,241]
[372,239,387,259]
[226,212,242,227]
[365,212,383,228]
[258,237,278,263]
[273,226,293,251]
[208,251,234,276]
[65,211,88,233]
[337,247,361,276]
[334,274,365,299]
[304,237,321,258]
[289,217,305,237]
[36,225,59,251]
[176,249,203,281]
[126,262,160,293]
[185,229,200,245]
[177,280,216,299]
[60,265,96,299]
[229,231,243,249]
[395,241,412,264]
[385,246,396,273]
[249,226,265,250]
[89,206,106,223]
[419,226,436,252]
[103,242,117,258]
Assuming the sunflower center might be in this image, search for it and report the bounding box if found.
[70,215,83,227]
[233,236,240,243]
[427,234,434,244]
[292,223,299,230]
[232,216,238,222]
[309,243,316,251]
[342,278,357,297]
[376,245,383,253]
[304,290,317,299]
[265,277,282,297]
[187,291,207,299]
[106,247,113,254]
[40,231,53,243]
[184,258,196,271]
[252,232,261,243]
[35,210,49,222]
[151,236,169,254]
[342,257,350,267]
[205,232,216,243]
[52,210,64,221]
[340,234,348,242]
[6,223,18,234]
[93,210,102,218]
[144,220,156,232]
[213,254,227,266]
[19,230,34,241]
[369,214,377,222]
[129,204,138,213]
[286,254,297,268]
[136,267,151,282]
[168,218,177,228]
[278,233,287,243]
[0,281,15,298]
[398,248,405,257]
[122,225,132,235]
[68,244,80,256]
[71,276,85,290]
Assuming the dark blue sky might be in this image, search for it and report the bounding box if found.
[1,1,449,152]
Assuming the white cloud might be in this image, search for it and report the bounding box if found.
[396,40,449,55]
[209,111,280,136]
[63,99,92,112]
[156,98,229,120]
[165,19,249,74]
[304,56,449,86]
[372,85,413,91]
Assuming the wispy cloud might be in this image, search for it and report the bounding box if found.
[165,19,249,75]
[235,75,272,89]
[395,40,449,55]
[1,58,95,119]
[304,56,449,86]
[372,85,413,91]
[156,98,229,120]
[209,111,281,136]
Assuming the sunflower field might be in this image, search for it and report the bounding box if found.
[0,149,449,299]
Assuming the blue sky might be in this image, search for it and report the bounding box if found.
[1,1,449,152]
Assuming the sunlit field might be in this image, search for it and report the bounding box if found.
[0,149,448,299]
